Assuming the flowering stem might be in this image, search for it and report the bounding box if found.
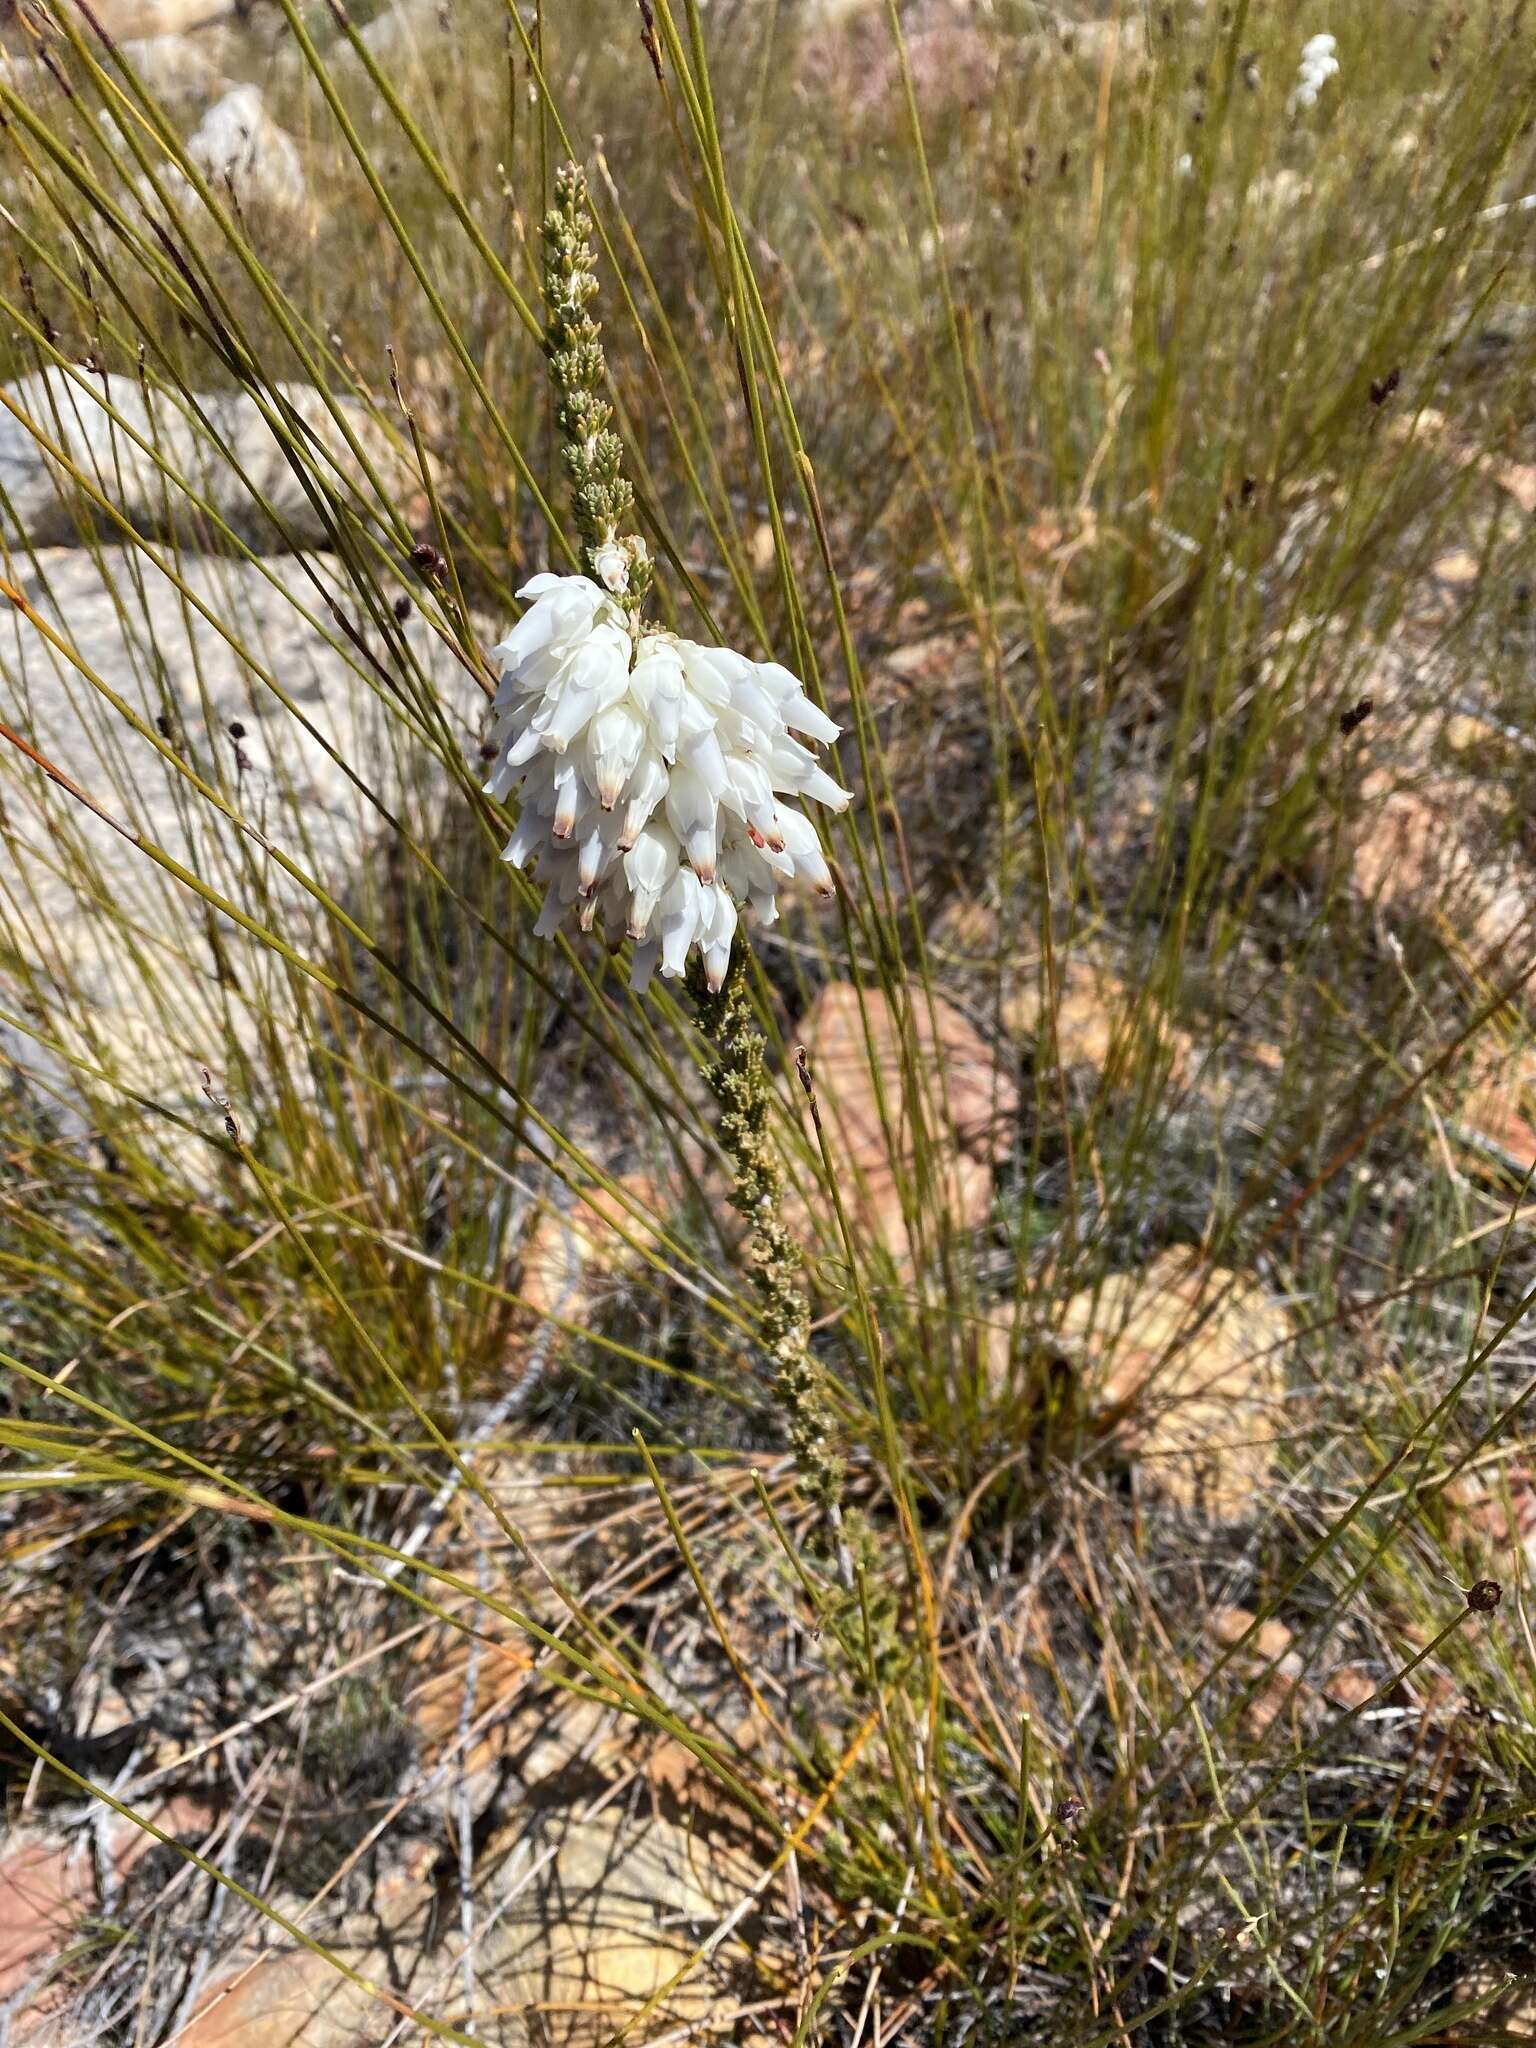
[691,948,845,1521]
[536,168,845,1523]
[542,163,653,612]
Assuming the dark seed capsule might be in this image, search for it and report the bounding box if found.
[1467,1578,1503,1613]
[1339,697,1374,737]
[228,721,247,741]
[1369,367,1401,406]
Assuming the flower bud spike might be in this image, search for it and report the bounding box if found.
[488,161,850,1542]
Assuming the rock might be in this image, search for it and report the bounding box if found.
[1005,956,1191,1087]
[359,0,450,60]
[0,1799,216,2008]
[875,630,974,692]
[794,980,1018,1263]
[1324,1666,1376,1711]
[516,1177,666,1323]
[310,0,451,89]
[798,1,1000,131]
[1251,167,1308,212]
[1456,1040,1536,1174]
[1394,408,1536,520]
[1242,1662,1315,1742]
[409,1656,610,1815]
[1350,773,1527,968]
[178,83,307,218]
[883,12,998,117]
[797,0,878,21]
[473,1791,765,2042]
[90,33,226,109]
[926,894,999,967]
[1209,1605,1293,1662]
[1446,1965,1536,2038]
[1060,1250,1294,1524]
[172,1832,450,2048]
[168,1742,767,2048]
[19,0,235,34]
[0,45,47,102]
[1431,549,1480,589]
[0,545,480,1162]
[1442,710,1501,756]
[1057,15,1145,71]
[1209,1603,1257,1649]
[1496,460,1536,515]
[174,1946,385,2048]
[1440,1458,1536,1564]
[0,1835,90,2004]
[0,366,423,552]
[1204,1606,1317,1737]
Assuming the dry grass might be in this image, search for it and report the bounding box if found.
[2,1,1536,2041]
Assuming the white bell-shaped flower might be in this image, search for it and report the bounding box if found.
[1291,31,1339,108]
[486,574,851,991]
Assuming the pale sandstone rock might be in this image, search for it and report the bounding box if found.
[173,1948,387,2048]
[1060,1249,1294,1524]
[1430,548,1480,588]
[1323,1666,1376,1711]
[1208,1605,1293,1662]
[0,27,221,104]
[794,979,1018,1262]
[472,1794,764,2043]
[171,1764,766,2047]
[178,82,307,218]
[40,0,235,33]
[1205,1604,1320,1736]
[516,1177,665,1323]
[359,0,449,60]
[0,366,424,552]
[1447,1965,1536,2039]
[1351,772,1528,967]
[0,1799,216,2006]
[1004,956,1191,1086]
[0,545,479,1162]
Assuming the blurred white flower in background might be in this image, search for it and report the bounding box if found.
[1291,32,1339,110]
[486,575,849,991]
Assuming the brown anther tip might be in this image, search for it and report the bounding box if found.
[766,834,785,853]
[1467,1578,1503,1613]
[747,826,766,848]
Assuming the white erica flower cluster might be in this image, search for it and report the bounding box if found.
[485,575,850,992]
[1291,32,1339,109]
